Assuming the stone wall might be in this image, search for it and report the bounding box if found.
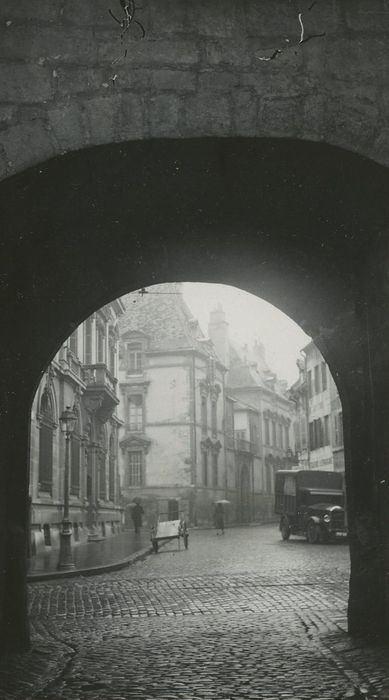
[1,0,389,179]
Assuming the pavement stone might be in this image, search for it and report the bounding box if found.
[1,526,389,700]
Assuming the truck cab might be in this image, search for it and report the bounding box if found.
[274,470,347,544]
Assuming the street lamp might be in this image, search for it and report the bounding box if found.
[58,405,77,570]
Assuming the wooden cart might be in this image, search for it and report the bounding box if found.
[150,515,189,553]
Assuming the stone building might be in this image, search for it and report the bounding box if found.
[117,284,227,525]
[3,0,389,651]
[208,306,296,522]
[288,358,309,469]
[301,341,345,473]
[29,300,125,557]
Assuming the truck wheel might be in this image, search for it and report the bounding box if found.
[280,519,291,541]
[306,521,320,544]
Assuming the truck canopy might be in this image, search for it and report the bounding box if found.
[275,470,344,496]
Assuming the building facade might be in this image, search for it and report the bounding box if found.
[29,300,124,556]
[118,284,228,526]
[295,341,345,472]
[208,306,297,522]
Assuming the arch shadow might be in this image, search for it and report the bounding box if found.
[1,136,389,650]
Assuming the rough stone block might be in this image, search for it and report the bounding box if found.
[84,95,121,144]
[98,36,199,66]
[54,66,109,97]
[198,70,241,93]
[150,69,196,93]
[0,105,16,125]
[117,93,144,140]
[48,103,85,151]
[188,0,243,38]
[261,96,303,137]
[0,26,35,61]
[325,95,378,149]
[0,0,61,21]
[1,122,55,172]
[31,27,98,64]
[0,64,53,103]
[184,92,232,136]
[147,0,187,37]
[62,0,114,26]
[302,93,327,140]
[204,40,251,68]
[148,94,181,137]
[233,89,258,136]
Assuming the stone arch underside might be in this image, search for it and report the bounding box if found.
[1,0,389,180]
[1,136,389,651]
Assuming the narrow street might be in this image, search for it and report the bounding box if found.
[4,525,389,700]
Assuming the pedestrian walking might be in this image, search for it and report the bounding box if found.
[214,502,225,535]
[131,502,144,534]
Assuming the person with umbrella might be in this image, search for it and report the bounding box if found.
[130,498,144,535]
[214,501,225,535]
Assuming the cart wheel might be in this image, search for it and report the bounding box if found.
[152,539,159,553]
[306,521,320,544]
[184,533,189,549]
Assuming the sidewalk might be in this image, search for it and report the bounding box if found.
[27,528,151,581]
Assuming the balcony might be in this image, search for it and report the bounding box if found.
[225,433,256,454]
[82,364,119,422]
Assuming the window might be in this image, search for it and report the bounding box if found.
[109,436,115,501]
[272,421,276,447]
[69,330,78,356]
[211,401,217,437]
[212,452,218,487]
[128,451,143,486]
[127,343,142,374]
[70,430,80,496]
[279,424,284,449]
[99,455,106,500]
[201,395,207,434]
[109,333,116,376]
[307,370,312,398]
[128,395,143,431]
[264,418,270,445]
[96,324,105,363]
[285,425,290,450]
[84,318,93,364]
[321,362,327,391]
[324,415,330,446]
[314,365,320,394]
[202,451,208,486]
[334,412,344,447]
[38,390,54,494]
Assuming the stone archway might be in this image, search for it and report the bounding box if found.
[1,137,389,651]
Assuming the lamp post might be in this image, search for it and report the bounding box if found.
[58,405,77,570]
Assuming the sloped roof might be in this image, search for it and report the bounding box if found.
[119,283,217,356]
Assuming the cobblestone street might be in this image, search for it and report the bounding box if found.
[2,525,389,700]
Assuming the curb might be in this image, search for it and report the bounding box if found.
[27,544,154,583]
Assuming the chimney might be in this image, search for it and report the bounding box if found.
[208,303,230,367]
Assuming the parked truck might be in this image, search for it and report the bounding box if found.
[274,469,347,544]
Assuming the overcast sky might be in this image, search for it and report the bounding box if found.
[183,282,311,387]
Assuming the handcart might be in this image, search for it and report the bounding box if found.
[150,514,189,553]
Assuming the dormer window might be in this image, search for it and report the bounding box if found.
[127,343,143,375]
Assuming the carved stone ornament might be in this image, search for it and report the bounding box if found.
[83,392,105,415]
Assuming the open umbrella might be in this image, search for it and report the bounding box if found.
[215,499,231,505]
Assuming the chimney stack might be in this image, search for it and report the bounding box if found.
[208,304,229,368]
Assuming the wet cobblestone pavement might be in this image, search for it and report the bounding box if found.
[2,525,389,700]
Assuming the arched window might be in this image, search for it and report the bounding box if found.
[38,390,55,494]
